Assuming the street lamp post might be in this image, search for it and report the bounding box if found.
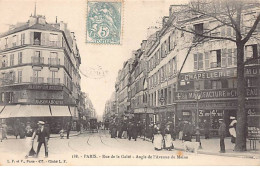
[195,89,202,149]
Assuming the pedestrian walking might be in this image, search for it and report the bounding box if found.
[19,122,26,139]
[204,119,210,139]
[178,119,185,140]
[183,121,192,141]
[35,121,50,158]
[229,116,237,144]
[14,119,20,139]
[121,121,127,139]
[164,124,173,151]
[117,122,123,138]
[25,122,36,158]
[66,121,71,139]
[1,122,7,140]
[218,119,226,153]
[153,123,163,151]
[127,121,133,140]
[131,122,138,141]
[59,129,65,139]
[0,123,3,142]
[110,122,117,138]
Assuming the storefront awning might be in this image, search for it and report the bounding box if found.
[12,105,52,117]
[50,106,71,117]
[69,106,79,119]
[0,105,20,118]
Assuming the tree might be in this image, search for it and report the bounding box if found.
[172,0,260,151]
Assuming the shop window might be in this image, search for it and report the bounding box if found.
[228,78,237,88]
[221,79,228,88]
[247,77,259,87]
[245,44,258,60]
[211,80,222,89]
[210,50,221,68]
[194,80,204,90]
[204,80,211,89]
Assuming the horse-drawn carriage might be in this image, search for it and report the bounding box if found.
[89,118,98,133]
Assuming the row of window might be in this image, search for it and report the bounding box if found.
[1,51,60,68]
[148,57,177,89]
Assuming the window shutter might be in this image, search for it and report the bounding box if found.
[221,49,227,67]
[198,53,203,70]
[30,32,34,44]
[41,32,46,46]
[45,33,50,46]
[194,54,198,70]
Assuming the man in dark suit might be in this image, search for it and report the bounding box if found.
[218,119,226,153]
[35,121,49,158]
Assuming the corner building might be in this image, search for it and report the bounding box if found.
[0,14,82,133]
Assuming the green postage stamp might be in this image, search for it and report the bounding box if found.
[86,0,122,44]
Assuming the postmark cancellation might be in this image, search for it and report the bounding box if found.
[86,0,122,45]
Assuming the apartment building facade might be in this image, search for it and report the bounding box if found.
[0,14,83,132]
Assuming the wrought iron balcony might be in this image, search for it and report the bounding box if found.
[48,58,60,67]
[31,56,44,66]
[30,77,44,83]
[47,78,60,84]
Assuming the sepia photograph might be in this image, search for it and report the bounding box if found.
[0,0,259,166]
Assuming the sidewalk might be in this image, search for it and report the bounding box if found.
[171,137,260,159]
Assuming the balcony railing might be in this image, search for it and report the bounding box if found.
[47,78,60,84]
[31,56,44,66]
[30,77,44,83]
[48,58,60,67]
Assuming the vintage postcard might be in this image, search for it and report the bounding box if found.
[0,0,260,166]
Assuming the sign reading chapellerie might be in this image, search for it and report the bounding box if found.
[28,84,63,91]
[179,66,260,81]
[175,87,260,101]
[35,99,64,105]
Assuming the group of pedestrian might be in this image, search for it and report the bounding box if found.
[109,120,176,151]
[218,116,237,153]
[24,121,50,158]
[153,122,175,151]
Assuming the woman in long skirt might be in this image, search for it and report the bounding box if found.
[25,123,36,157]
[164,124,173,151]
[153,124,163,151]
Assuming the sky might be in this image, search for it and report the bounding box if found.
[0,0,189,120]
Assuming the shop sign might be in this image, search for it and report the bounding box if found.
[248,127,260,140]
[179,68,237,81]
[179,64,260,81]
[28,84,63,91]
[35,99,64,105]
[175,87,260,101]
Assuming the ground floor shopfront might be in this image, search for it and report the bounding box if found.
[175,99,260,137]
[0,104,80,134]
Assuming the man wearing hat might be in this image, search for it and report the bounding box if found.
[229,116,237,144]
[218,119,226,153]
[35,121,50,158]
